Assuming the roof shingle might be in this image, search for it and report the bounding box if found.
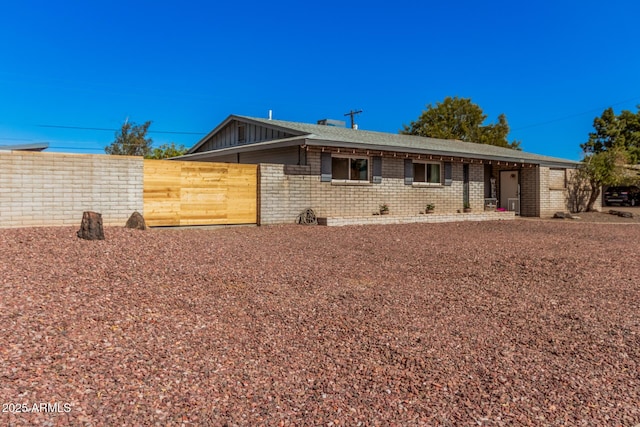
[234,115,577,167]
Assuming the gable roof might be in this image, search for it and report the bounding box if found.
[187,115,578,167]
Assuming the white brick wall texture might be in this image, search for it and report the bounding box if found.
[2,149,593,228]
[260,149,489,224]
[320,211,515,226]
[258,149,592,224]
[0,151,143,228]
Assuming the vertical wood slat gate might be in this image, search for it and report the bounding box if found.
[143,160,257,226]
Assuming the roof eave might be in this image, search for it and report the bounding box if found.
[187,114,236,154]
[537,160,580,168]
[182,137,579,167]
[232,115,309,137]
[187,114,309,154]
[304,138,579,167]
[175,136,308,160]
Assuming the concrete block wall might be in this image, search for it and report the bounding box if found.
[520,167,539,217]
[0,151,143,228]
[563,168,602,212]
[321,211,516,226]
[548,189,568,215]
[523,166,600,217]
[537,166,571,217]
[466,162,485,211]
[537,167,551,216]
[259,149,485,224]
[258,163,312,225]
[308,150,484,217]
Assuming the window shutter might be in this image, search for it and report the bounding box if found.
[404,158,413,185]
[444,162,452,186]
[372,156,382,184]
[321,152,332,182]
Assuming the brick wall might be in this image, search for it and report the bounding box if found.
[311,150,484,217]
[520,167,539,217]
[547,189,568,215]
[0,151,143,227]
[564,168,602,212]
[515,166,585,217]
[534,166,565,216]
[258,151,584,224]
[258,164,312,225]
[490,164,580,217]
[259,148,486,224]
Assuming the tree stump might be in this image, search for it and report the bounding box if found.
[77,211,105,240]
[125,211,147,230]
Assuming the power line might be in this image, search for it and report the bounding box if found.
[49,147,104,152]
[37,124,207,135]
[513,96,640,131]
[0,137,33,142]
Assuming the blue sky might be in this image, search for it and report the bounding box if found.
[1,0,639,160]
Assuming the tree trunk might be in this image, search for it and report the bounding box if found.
[77,211,105,240]
[585,181,601,212]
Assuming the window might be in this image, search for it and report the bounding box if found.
[331,156,369,181]
[413,161,441,185]
[238,125,246,143]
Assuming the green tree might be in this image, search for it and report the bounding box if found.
[581,106,640,163]
[105,120,153,156]
[401,96,521,149]
[578,105,640,211]
[579,149,633,211]
[147,142,189,159]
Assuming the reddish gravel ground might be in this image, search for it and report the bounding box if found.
[1,221,639,426]
[544,208,640,223]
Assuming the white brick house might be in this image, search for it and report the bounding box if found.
[179,115,581,224]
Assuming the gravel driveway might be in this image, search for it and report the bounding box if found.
[1,221,638,426]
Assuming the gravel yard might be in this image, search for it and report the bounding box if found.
[546,208,640,224]
[1,221,639,426]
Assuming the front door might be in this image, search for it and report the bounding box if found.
[500,170,519,214]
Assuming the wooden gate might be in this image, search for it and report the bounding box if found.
[143,160,257,226]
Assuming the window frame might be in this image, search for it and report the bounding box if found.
[412,160,443,186]
[330,154,370,183]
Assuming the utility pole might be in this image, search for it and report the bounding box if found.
[344,109,363,129]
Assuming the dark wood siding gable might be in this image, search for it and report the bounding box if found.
[195,120,296,153]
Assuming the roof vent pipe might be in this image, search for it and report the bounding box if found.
[268,110,273,120]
